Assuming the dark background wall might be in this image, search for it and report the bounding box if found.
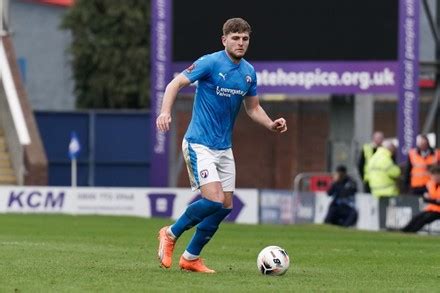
[174,100,330,189]
[33,98,433,188]
[35,111,151,186]
[174,98,432,189]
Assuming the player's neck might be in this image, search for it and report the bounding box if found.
[224,50,242,64]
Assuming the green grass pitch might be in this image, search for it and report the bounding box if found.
[0,214,439,292]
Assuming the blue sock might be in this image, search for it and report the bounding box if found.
[186,208,232,256]
[170,198,223,239]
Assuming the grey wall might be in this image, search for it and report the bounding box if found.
[9,0,74,110]
[420,0,436,61]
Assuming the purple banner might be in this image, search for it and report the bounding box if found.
[173,61,398,94]
[148,193,175,217]
[397,0,420,162]
[150,0,172,186]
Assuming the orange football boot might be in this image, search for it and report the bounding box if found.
[157,226,175,268]
[179,256,216,273]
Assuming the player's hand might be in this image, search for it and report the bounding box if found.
[270,118,287,133]
[156,112,172,132]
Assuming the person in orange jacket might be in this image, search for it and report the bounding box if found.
[404,135,440,196]
[401,164,440,233]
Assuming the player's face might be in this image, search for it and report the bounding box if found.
[222,32,250,62]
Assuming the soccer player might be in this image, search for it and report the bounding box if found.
[156,18,287,273]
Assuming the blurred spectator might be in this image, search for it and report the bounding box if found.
[402,164,440,233]
[367,140,401,197]
[357,131,384,193]
[324,165,358,227]
[404,135,440,196]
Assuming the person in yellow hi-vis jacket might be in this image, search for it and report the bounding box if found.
[367,140,401,197]
[367,140,401,229]
[357,131,384,193]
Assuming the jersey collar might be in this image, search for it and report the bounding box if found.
[222,50,241,67]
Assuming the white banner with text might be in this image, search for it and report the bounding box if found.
[0,186,258,224]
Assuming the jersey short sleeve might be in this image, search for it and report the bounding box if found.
[182,55,214,83]
[246,71,258,97]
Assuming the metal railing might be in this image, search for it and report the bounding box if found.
[293,172,332,192]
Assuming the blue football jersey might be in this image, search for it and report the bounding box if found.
[182,50,257,150]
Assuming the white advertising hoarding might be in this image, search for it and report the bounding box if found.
[0,186,258,224]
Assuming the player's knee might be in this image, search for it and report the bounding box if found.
[217,193,226,204]
[223,201,233,209]
[201,182,225,203]
[204,192,225,204]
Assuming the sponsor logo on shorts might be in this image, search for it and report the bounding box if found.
[200,169,209,178]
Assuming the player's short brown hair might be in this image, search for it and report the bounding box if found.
[222,18,252,36]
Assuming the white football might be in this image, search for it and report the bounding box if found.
[257,245,290,276]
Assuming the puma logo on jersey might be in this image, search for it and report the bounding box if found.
[218,72,227,80]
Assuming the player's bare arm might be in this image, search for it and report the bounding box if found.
[156,74,191,132]
[244,96,287,133]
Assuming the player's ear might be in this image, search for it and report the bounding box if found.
[221,35,227,46]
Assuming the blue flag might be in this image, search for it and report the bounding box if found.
[68,131,81,159]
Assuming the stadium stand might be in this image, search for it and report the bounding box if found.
[0,127,15,184]
[0,35,47,185]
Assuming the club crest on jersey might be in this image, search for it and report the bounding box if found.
[186,63,195,73]
[245,75,252,83]
[200,169,209,178]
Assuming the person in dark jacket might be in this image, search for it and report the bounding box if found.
[324,165,358,227]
